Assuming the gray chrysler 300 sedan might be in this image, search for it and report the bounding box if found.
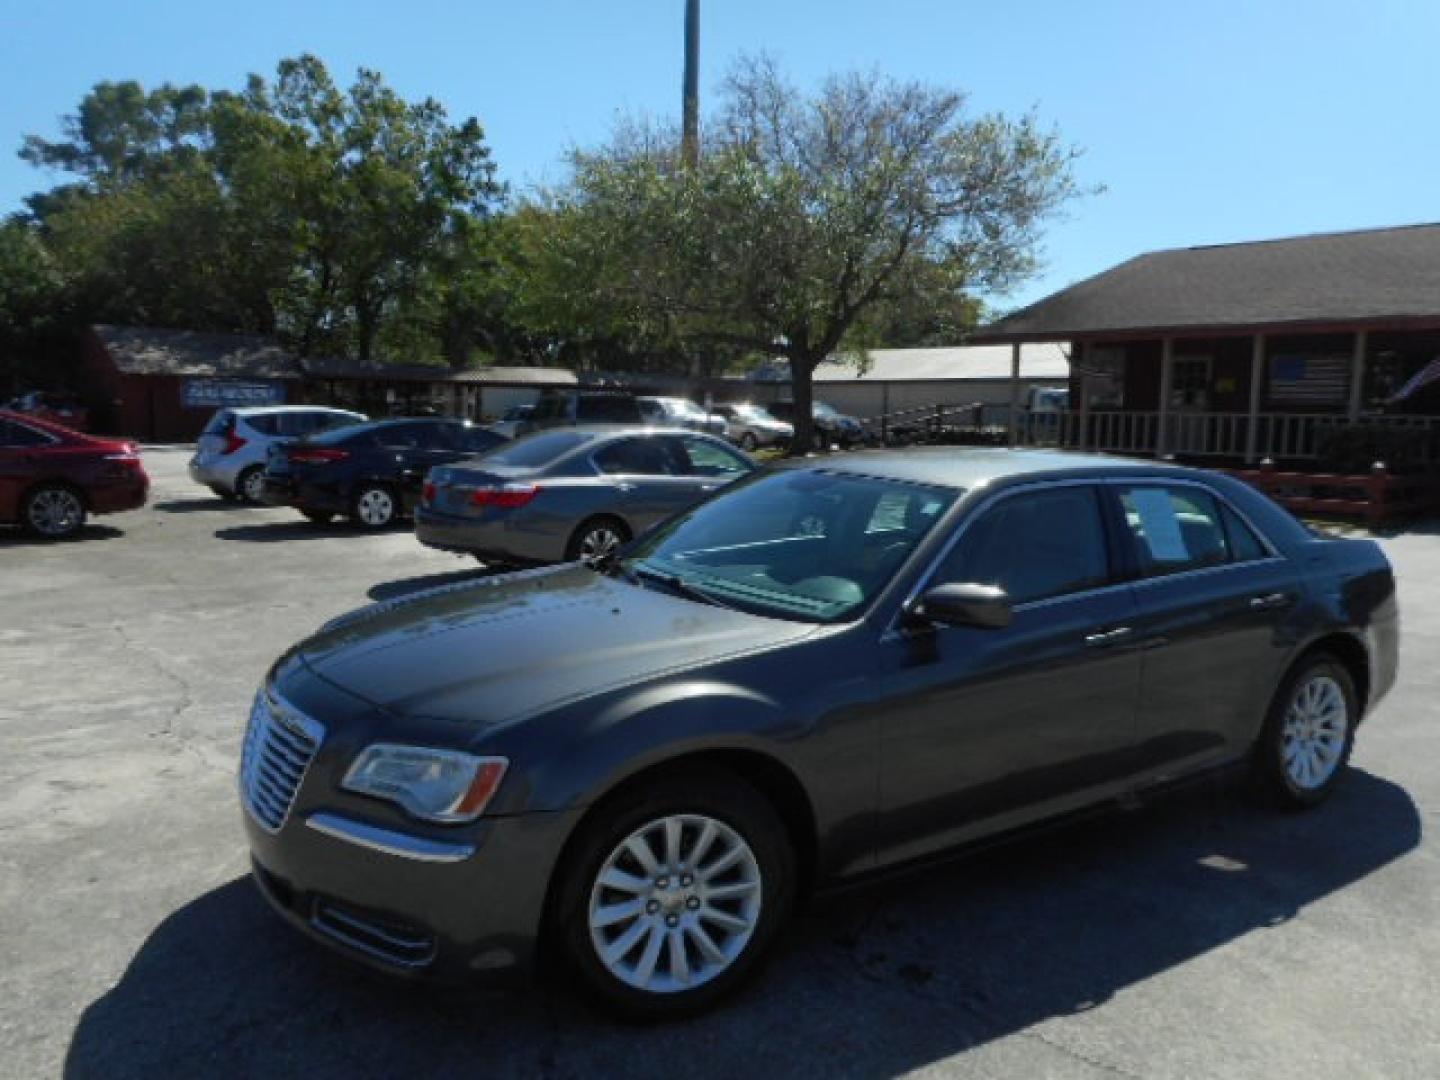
[241,449,1398,1018]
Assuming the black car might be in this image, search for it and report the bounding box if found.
[767,399,866,448]
[260,417,505,528]
[513,389,644,436]
[242,449,1397,1017]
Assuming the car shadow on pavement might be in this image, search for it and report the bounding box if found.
[212,521,383,543]
[153,498,248,513]
[64,769,1418,1080]
[0,524,124,546]
[368,566,505,602]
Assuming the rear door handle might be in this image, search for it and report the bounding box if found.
[1248,592,1293,612]
[1084,626,1133,647]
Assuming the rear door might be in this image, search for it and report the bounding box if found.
[1106,480,1302,779]
[591,435,698,532]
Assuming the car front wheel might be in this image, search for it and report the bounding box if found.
[1254,653,1357,808]
[553,772,795,1019]
[350,485,397,529]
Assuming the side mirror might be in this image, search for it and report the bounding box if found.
[909,582,1013,630]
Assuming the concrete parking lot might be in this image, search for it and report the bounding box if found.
[3,447,1439,1079]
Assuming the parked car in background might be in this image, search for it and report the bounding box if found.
[508,389,644,436]
[767,399,866,448]
[0,410,148,538]
[486,403,535,440]
[417,426,755,565]
[242,449,1396,1018]
[190,406,366,503]
[6,391,90,432]
[261,417,505,528]
[636,396,728,437]
[709,402,793,451]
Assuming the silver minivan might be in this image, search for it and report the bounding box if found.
[189,406,365,502]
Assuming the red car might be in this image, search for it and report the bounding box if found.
[7,391,91,431]
[0,411,149,538]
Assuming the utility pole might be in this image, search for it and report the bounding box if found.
[681,0,700,169]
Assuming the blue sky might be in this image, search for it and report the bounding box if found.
[3,0,1438,310]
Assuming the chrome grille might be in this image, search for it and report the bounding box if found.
[240,690,324,832]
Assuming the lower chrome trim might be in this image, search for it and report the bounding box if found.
[305,811,476,863]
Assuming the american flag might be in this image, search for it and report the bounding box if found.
[1388,356,1440,403]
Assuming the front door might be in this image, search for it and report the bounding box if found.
[1169,356,1212,453]
[875,483,1143,868]
[592,436,705,533]
[0,418,50,521]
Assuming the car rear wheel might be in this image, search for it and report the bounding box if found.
[350,485,397,529]
[236,466,266,505]
[553,772,795,1019]
[566,516,630,564]
[1253,653,1357,809]
[22,485,87,539]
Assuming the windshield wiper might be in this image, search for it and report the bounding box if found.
[633,565,738,611]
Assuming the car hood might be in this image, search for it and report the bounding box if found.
[296,564,817,727]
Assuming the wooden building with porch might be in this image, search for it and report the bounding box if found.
[972,224,1440,467]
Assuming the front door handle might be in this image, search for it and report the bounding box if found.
[1084,626,1133,648]
[1248,592,1293,612]
[615,482,635,493]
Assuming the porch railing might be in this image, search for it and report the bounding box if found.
[1019,410,1440,463]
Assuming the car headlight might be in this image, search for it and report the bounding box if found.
[342,744,508,824]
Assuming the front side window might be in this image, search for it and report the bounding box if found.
[1116,484,1234,577]
[677,436,751,477]
[594,437,675,476]
[934,485,1111,605]
[628,470,957,622]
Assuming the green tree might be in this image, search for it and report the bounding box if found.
[0,219,69,393]
[537,56,1088,450]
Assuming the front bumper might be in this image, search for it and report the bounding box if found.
[246,799,582,984]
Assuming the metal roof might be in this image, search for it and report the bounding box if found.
[973,222,1440,342]
[813,343,1069,382]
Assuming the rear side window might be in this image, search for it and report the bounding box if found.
[580,396,640,423]
[245,414,281,436]
[594,437,675,476]
[935,486,1111,605]
[1116,485,1236,577]
[460,426,506,453]
[202,410,233,436]
[0,418,55,447]
[1220,502,1270,562]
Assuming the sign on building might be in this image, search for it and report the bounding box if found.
[182,379,287,409]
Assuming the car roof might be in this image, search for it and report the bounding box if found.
[231,405,362,416]
[550,424,721,438]
[778,447,1216,491]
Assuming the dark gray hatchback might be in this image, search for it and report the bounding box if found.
[241,449,1398,1018]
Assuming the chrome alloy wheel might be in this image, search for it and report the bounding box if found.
[355,488,395,527]
[240,468,266,503]
[578,524,624,563]
[27,487,84,536]
[1281,674,1348,790]
[588,814,762,993]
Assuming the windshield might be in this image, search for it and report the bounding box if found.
[665,398,707,418]
[625,469,958,622]
[736,405,775,422]
[813,402,841,418]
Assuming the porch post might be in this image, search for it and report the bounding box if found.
[1007,342,1021,447]
[1075,341,1089,450]
[1347,329,1368,421]
[1245,333,1265,464]
[1156,337,1175,457]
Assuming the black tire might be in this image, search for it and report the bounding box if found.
[1252,652,1358,809]
[566,516,630,563]
[739,432,759,453]
[22,483,87,539]
[300,509,333,525]
[349,484,398,530]
[236,466,266,505]
[208,485,237,502]
[551,770,796,1020]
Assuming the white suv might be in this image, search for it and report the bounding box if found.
[189,406,365,503]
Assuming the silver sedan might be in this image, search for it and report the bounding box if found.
[415,426,757,565]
